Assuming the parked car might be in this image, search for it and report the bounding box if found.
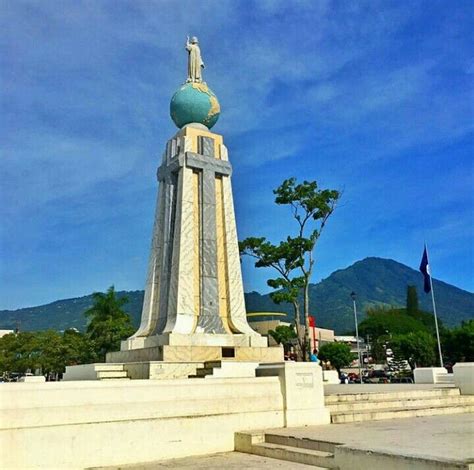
[390,377,414,384]
[363,370,390,384]
[347,372,360,383]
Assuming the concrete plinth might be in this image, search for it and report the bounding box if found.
[257,362,330,427]
[414,367,448,384]
[453,362,474,395]
[323,370,340,384]
[18,375,45,383]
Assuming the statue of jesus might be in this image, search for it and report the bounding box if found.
[186,36,205,83]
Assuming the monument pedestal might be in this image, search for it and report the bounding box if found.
[107,344,283,364]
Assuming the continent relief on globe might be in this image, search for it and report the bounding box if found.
[170,82,221,129]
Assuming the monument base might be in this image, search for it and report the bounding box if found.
[121,332,268,350]
[64,335,283,381]
[106,343,283,364]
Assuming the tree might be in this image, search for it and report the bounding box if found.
[318,342,353,373]
[268,325,297,353]
[370,335,392,363]
[388,348,411,376]
[240,178,339,360]
[390,332,436,369]
[85,286,134,361]
[0,331,40,374]
[443,320,474,363]
[61,329,95,366]
[406,285,419,317]
[0,329,97,378]
[31,330,65,375]
[358,308,428,339]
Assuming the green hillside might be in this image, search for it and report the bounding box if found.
[1,258,472,334]
[246,257,473,332]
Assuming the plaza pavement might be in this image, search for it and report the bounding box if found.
[91,452,317,469]
[267,413,474,463]
[94,413,473,469]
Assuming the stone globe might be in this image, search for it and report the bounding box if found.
[170,82,220,129]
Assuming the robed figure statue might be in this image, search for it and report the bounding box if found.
[186,36,204,83]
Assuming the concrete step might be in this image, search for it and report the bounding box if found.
[92,364,125,372]
[206,362,259,379]
[249,442,337,468]
[190,361,223,379]
[99,377,131,380]
[331,403,474,423]
[96,371,129,379]
[195,368,214,377]
[203,361,222,368]
[325,388,460,404]
[327,395,474,413]
[265,433,339,453]
[235,430,338,469]
[436,375,455,384]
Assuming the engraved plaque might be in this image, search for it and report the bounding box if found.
[296,372,314,388]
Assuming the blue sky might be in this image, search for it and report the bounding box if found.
[1,0,473,310]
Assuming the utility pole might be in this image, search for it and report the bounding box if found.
[350,291,363,384]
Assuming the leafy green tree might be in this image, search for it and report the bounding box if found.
[0,331,39,374]
[318,342,353,373]
[85,286,134,361]
[0,332,22,373]
[268,325,297,353]
[390,332,436,369]
[32,330,65,375]
[370,335,391,363]
[240,178,339,360]
[62,329,95,366]
[358,308,428,339]
[443,320,474,363]
[406,285,419,317]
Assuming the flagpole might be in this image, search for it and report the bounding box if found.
[426,244,444,367]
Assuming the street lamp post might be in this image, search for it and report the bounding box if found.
[350,291,363,384]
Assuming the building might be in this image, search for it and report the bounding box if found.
[0,330,14,338]
[247,313,334,351]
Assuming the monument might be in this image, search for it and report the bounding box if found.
[105,37,282,369]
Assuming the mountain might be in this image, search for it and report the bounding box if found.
[0,258,472,334]
[245,257,473,332]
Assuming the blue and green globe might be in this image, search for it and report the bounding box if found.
[170,82,220,129]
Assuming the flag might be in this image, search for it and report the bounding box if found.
[419,246,431,293]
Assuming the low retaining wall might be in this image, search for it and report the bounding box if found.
[0,362,329,468]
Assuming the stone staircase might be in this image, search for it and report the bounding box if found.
[63,363,130,381]
[94,364,130,380]
[236,423,474,470]
[235,430,338,468]
[326,388,474,423]
[188,361,258,379]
